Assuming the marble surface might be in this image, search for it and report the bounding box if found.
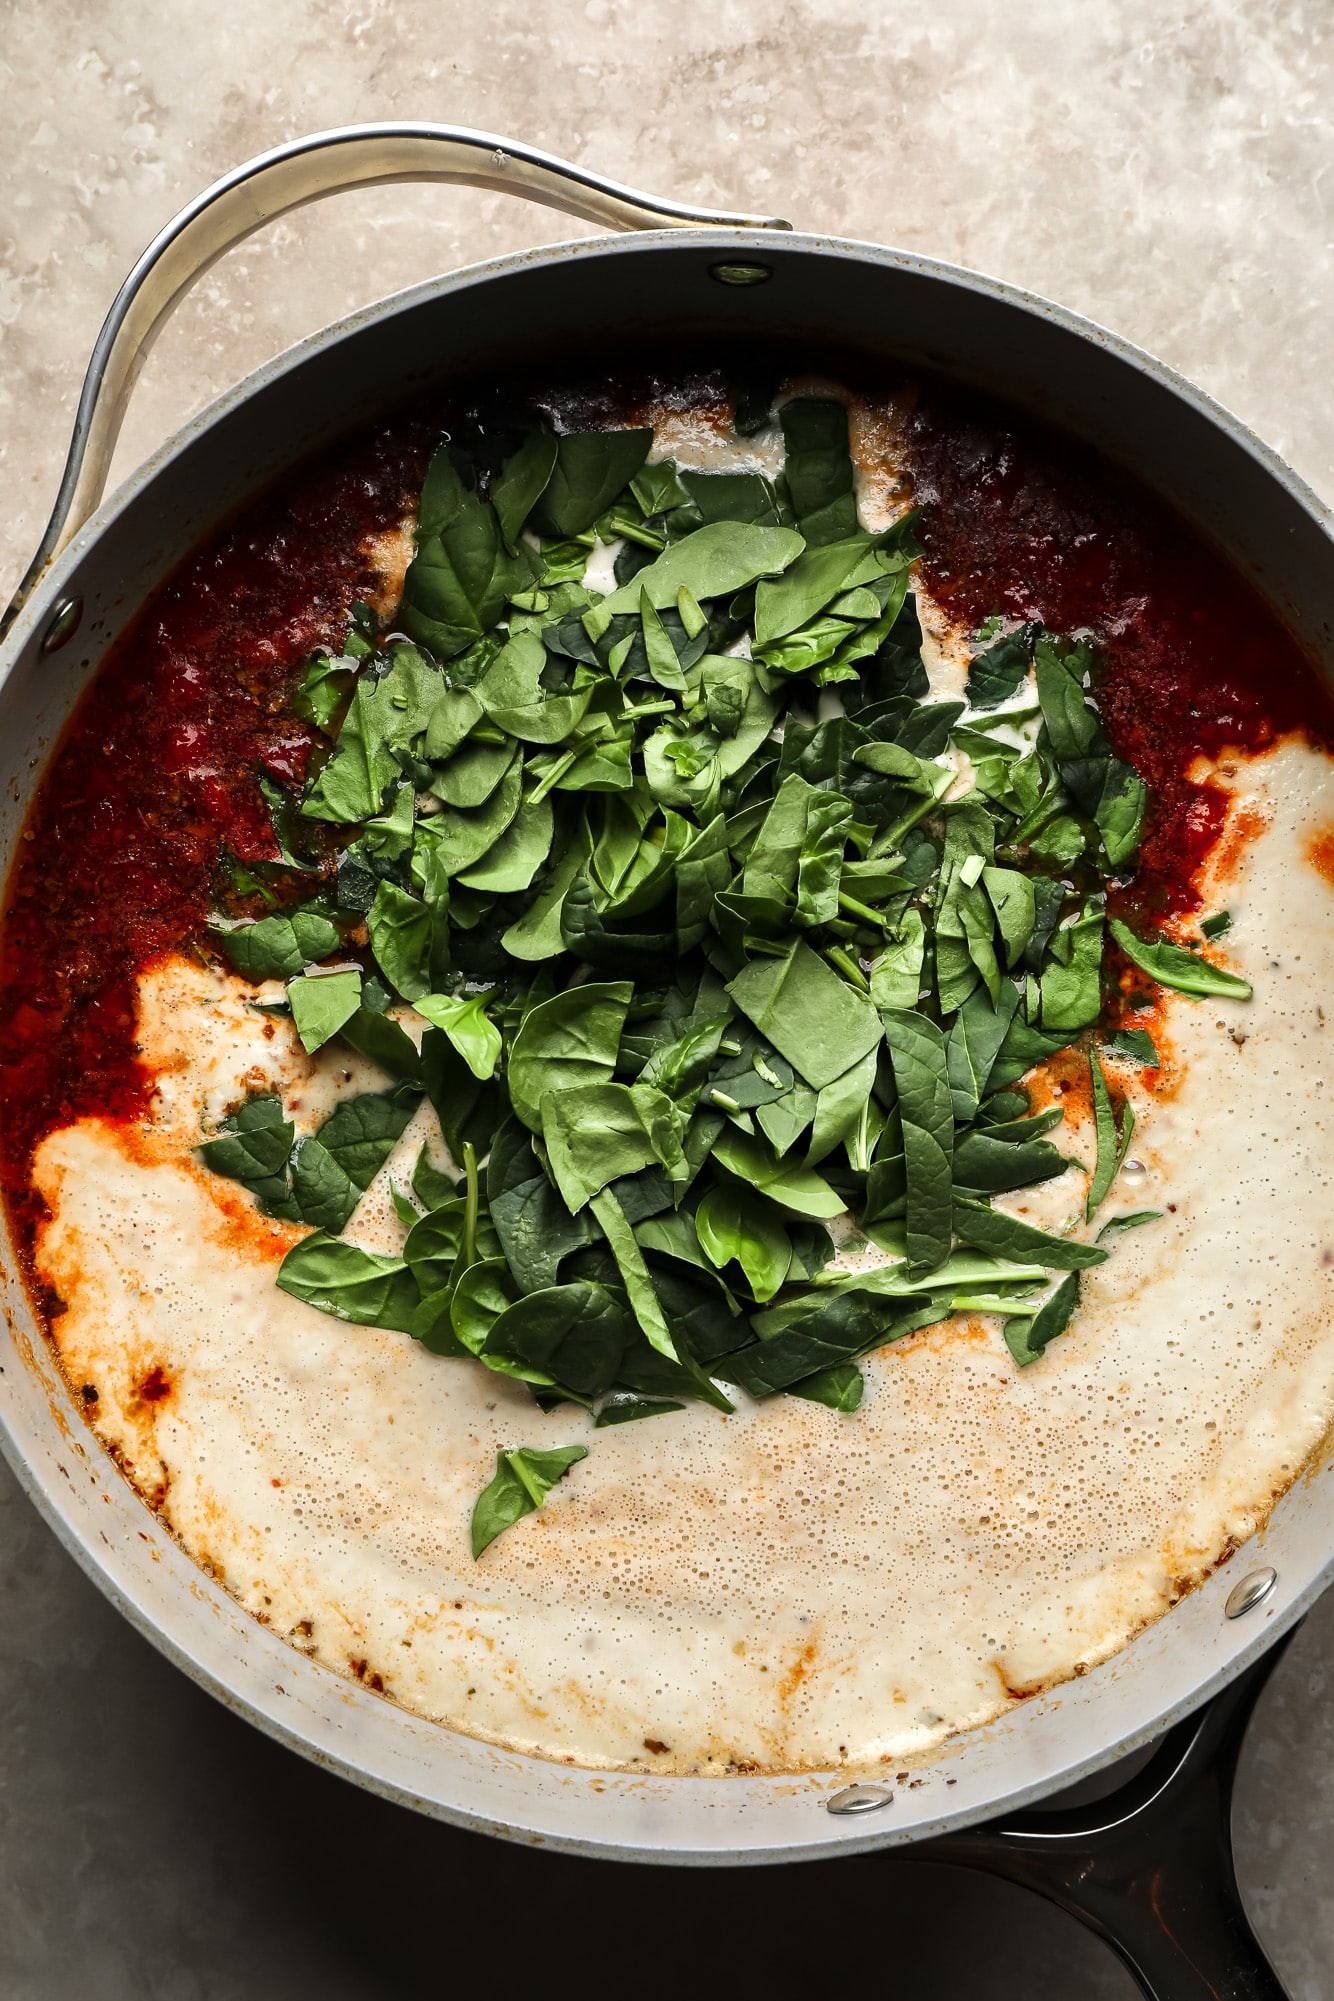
[2,1,1334,1993]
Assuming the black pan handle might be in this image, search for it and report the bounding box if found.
[3,123,790,638]
[926,1631,1296,2000]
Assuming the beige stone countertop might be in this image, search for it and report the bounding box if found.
[2,3,1333,1996]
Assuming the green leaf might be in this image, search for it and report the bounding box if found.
[965,628,1032,709]
[727,939,881,1091]
[487,1115,594,1293]
[368,880,449,1003]
[491,423,558,552]
[953,1196,1107,1270]
[456,796,555,896]
[1102,1027,1158,1065]
[1201,911,1232,941]
[589,1186,680,1359]
[880,1007,954,1272]
[288,968,363,1053]
[470,1445,589,1559]
[432,736,518,810]
[983,866,1036,971]
[1041,897,1106,1033]
[290,652,356,735]
[541,1081,683,1211]
[276,1232,421,1331]
[210,904,342,981]
[807,1046,880,1167]
[1004,1270,1080,1366]
[417,754,525,873]
[594,1394,685,1426]
[400,455,541,660]
[779,397,858,545]
[1097,1209,1163,1240]
[712,1126,845,1219]
[952,1129,1068,1196]
[507,980,633,1133]
[1085,1048,1120,1220]
[946,984,1022,1125]
[483,1282,633,1397]
[1033,635,1103,763]
[339,1007,422,1083]
[197,1096,297,1218]
[414,993,501,1080]
[474,629,595,744]
[583,522,805,638]
[869,908,926,1012]
[787,1363,864,1411]
[1109,919,1253,1001]
[290,1085,419,1233]
[721,1291,943,1397]
[695,1182,791,1302]
[753,535,889,646]
[529,429,653,539]
[302,644,443,822]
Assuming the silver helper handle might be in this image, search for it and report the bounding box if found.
[5,122,791,635]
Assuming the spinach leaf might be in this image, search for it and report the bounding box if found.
[953,1196,1107,1270]
[542,1081,684,1211]
[290,1085,419,1233]
[727,940,882,1091]
[1033,635,1102,764]
[1201,911,1232,940]
[197,1096,298,1219]
[952,1129,1068,1196]
[1109,919,1253,1001]
[1040,897,1106,1033]
[1097,1209,1163,1240]
[1085,1049,1119,1220]
[288,968,363,1053]
[594,1394,685,1426]
[507,980,632,1132]
[400,453,541,660]
[302,645,443,822]
[965,627,1033,709]
[584,523,805,637]
[276,1232,421,1332]
[421,1027,501,1164]
[712,1127,846,1219]
[483,1283,633,1397]
[1004,1270,1080,1366]
[1102,1026,1158,1065]
[787,1363,864,1411]
[529,429,653,539]
[487,1116,593,1293]
[210,904,341,981]
[694,1182,791,1302]
[470,1444,589,1559]
[946,984,1022,1124]
[415,992,502,1080]
[339,1007,422,1083]
[491,423,558,552]
[368,880,450,1002]
[589,1186,680,1359]
[779,397,858,545]
[880,1007,954,1272]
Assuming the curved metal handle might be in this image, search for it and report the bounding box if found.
[928,1634,1296,2000]
[4,121,791,635]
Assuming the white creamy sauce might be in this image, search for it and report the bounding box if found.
[23,402,1334,1777]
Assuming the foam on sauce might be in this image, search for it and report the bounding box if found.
[10,387,1334,1775]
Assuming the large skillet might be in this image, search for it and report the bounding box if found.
[2,124,1329,1994]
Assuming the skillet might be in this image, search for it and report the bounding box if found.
[2,124,1329,1998]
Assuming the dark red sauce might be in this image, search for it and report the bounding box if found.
[0,425,424,1269]
[0,378,1326,1296]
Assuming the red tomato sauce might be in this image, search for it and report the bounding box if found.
[0,426,423,1272]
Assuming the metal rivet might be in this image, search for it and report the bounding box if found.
[40,595,83,653]
[826,1783,895,1816]
[709,261,773,287]
[1225,1566,1277,1619]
